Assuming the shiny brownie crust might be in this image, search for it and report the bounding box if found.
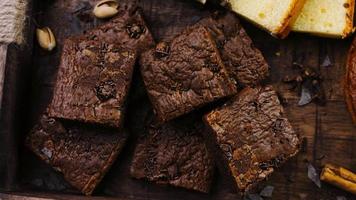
[140,26,237,123]
[195,12,269,87]
[26,115,128,195]
[48,8,155,128]
[204,86,300,193]
[130,119,214,193]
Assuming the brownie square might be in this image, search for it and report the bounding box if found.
[130,118,215,193]
[195,12,269,87]
[140,26,237,122]
[26,114,128,195]
[203,86,300,193]
[85,8,155,53]
[48,8,155,128]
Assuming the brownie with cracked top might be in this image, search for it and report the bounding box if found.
[194,12,269,87]
[130,118,215,193]
[84,7,155,53]
[48,8,155,128]
[140,26,237,123]
[26,114,128,195]
[203,86,300,193]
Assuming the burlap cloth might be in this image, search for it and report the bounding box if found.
[0,0,27,44]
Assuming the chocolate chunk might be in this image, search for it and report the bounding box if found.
[155,42,170,58]
[126,23,146,39]
[95,80,117,102]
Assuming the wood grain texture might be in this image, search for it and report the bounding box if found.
[0,0,355,200]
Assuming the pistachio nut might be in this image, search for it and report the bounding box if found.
[36,27,56,51]
[93,0,119,19]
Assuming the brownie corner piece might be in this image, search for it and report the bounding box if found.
[196,12,269,87]
[130,120,214,193]
[140,26,237,122]
[203,86,300,193]
[26,114,128,195]
[98,6,156,53]
[48,34,137,128]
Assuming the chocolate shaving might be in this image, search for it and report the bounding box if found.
[298,87,312,106]
[321,55,332,67]
[307,163,321,188]
[260,185,274,197]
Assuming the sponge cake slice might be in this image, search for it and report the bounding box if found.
[291,0,355,38]
[224,0,306,38]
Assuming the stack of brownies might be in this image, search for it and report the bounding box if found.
[26,5,301,196]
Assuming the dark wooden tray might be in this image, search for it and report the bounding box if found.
[0,0,355,199]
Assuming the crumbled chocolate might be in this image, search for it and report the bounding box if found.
[126,23,146,39]
[283,63,325,106]
[95,80,117,101]
[155,42,170,58]
[258,155,285,170]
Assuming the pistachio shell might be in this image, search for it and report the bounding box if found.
[36,27,56,51]
[96,0,119,8]
[93,0,119,19]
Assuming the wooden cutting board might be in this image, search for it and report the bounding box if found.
[0,0,355,199]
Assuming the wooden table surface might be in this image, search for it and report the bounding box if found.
[0,0,355,199]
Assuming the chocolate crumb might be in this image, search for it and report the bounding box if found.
[283,63,325,106]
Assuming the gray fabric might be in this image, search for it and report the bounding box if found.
[0,0,27,44]
[0,45,7,112]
